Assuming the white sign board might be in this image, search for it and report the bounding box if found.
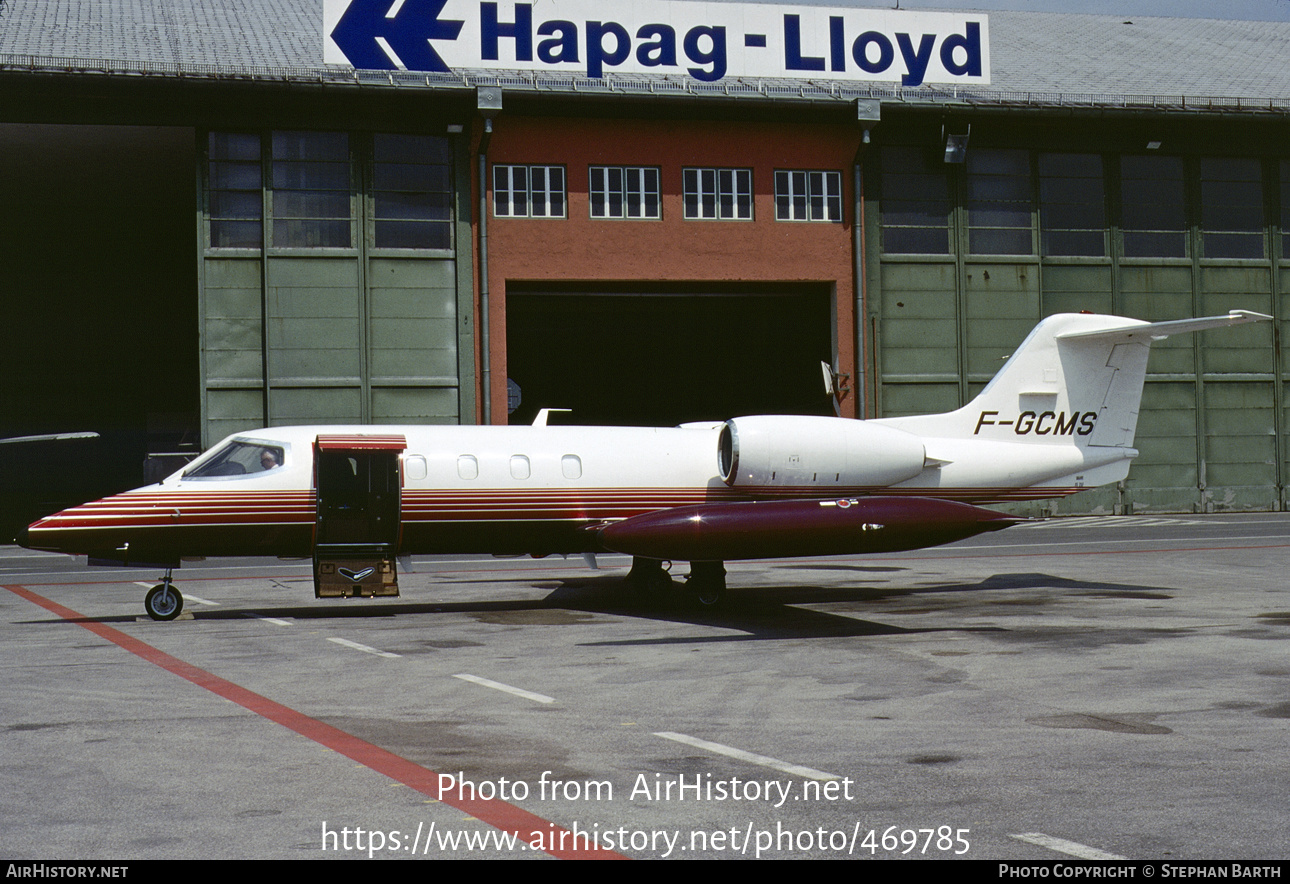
[324,0,989,87]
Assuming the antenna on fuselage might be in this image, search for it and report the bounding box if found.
[532,408,572,427]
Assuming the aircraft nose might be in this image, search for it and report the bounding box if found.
[13,525,29,548]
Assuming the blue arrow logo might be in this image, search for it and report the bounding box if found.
[331,0,464,72]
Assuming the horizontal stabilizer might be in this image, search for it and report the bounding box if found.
[0,431,99,445]
[1057,310,1271,341]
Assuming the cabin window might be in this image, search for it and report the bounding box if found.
[185,441,287,479]
[404,454,427,481]
[561,454,582,479]
[457,455,478,480]
[510,455,531,480]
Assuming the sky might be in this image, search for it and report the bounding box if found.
[765,0,1290,21]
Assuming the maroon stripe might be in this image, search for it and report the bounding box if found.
[30,485,1082,534]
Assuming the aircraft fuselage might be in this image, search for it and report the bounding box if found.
[22,421,1023,565]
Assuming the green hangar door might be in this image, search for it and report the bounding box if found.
[505,286,835,426]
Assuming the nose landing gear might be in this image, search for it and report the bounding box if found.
[144,569,184,621]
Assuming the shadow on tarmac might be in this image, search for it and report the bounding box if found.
[21,569,1176,645]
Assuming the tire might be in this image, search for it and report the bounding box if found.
[144,584,184,621]
[623,557,673,596]
[687,561,726,608]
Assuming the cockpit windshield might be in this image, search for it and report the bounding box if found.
[184,440,287,479]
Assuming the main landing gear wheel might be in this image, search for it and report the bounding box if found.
[623,557,674,597]
[144,579,184,621]
[686,561,726,608]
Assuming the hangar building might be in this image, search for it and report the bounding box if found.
[2,0,1288,526]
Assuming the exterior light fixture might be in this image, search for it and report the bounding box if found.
[943,122,970,163]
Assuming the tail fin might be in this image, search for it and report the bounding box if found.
[882,311,1269,447]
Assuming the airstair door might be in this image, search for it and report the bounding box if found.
[312,434,405,599]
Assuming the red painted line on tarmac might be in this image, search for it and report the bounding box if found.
[5,584,627,860]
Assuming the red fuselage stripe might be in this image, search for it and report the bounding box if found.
[27,486,1084,535]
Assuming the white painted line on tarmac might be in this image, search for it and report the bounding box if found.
[905,533,1290,554]
[131,582,217,606]
[327,637,401,658]
[653,731,839,781]
[243,613,292,626]
[453,673,554,704]
[1023,517,1213,530]
[1009,833,1126,860]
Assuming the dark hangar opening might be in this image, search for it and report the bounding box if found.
[0,124,199,536]
[505,284,835,426]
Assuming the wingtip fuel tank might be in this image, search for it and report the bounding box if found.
[597,496,1022,562]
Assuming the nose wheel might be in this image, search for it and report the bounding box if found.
[144,570,184,621]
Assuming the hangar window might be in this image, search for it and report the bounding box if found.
[1280,161,1290,259]
[373,135,452,249]
[683,168,753,220]
[271,132,352,248]
[879,147,950,254]
[493,165,566,218]
[208,133,263,248]
[1039,153,1106,257]
[966,149,1034,255]
[1200,157,1264,259]
[775,171,842,222]
[589,167,660,219]
[1120,155,1186,258]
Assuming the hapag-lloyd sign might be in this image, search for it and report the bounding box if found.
[324,0,989,87]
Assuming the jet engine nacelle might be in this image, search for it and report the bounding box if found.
[718,415,927,489]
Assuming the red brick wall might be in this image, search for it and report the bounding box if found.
[471,115,863,422]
